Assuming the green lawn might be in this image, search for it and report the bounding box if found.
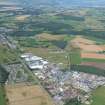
[91,86,105,105]
[0,85,7,105]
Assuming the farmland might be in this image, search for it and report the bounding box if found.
[15,34,75,69]
[71,36,104,52]
[81,62,105,70]
[0,45,19,64]
[5,84,54,105]
[81,53,105,60]
[70,36,105,73]
[15,15,30,21]
[16,34,105,71]
[71,65,105,77]
[91,86,105,105]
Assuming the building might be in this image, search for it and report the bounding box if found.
[21,53,49,70]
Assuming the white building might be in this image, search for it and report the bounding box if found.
[21,53,49,70]
[21,53,33,58]
[25,56,42,62]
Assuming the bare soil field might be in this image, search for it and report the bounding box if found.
[71,36,104,52]
[5,84,54,105]
[35,33,66,41]
[71,36,95,44]
[81,53,105,59]
[81,62,105,70]
[15,15,30,21]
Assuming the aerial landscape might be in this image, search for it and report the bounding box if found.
[0,0,105,105]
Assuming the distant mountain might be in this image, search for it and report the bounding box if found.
[1,0,105,8]
[59,0,105,7]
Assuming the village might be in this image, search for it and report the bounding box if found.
[20,53,105,105]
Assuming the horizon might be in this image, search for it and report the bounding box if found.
[1,0,105,8]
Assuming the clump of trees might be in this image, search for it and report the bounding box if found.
[64,98,81,105]
[0,65,9,84]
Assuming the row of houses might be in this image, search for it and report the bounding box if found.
[21,53,48,70]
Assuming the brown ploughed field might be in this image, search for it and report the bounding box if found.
[81,53,105,59]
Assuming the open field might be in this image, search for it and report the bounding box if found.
[82,58,105,63]
[71,36,104,52]
[69,48,81,65]
[71,36,105,63]
[35,33,67,41]
[91,86,105,105]
[84,35,105,45]
[79,44,103,52]
[81,53,105,60]
[16,34,75,49]
[71,65,105,77]
[0,45,19,64]
[5,84,54,105]
[71,36,95,45]
[15,15,30,21]
[81,62,105,70]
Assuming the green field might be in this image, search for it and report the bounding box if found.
[69,48,81,65]
[91,86,105,105]
[82,58,105,63]
[84,35,105,45]
[0,85,6,105]
[0,45,19,64]
[71,65,105,77]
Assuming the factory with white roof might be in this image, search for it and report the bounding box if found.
[21,53,48,70]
